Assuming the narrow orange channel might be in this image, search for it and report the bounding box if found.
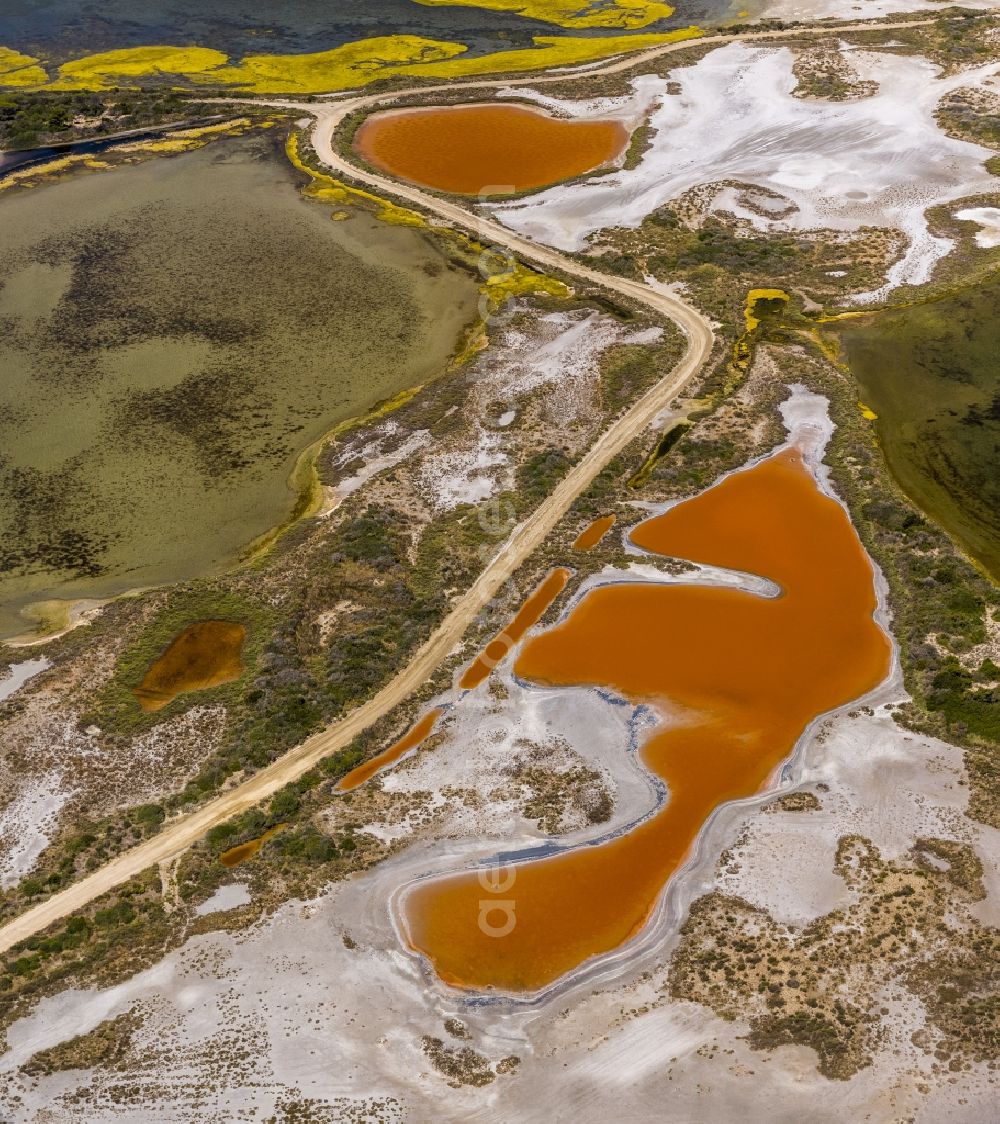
[401,450,891,992]
[574,514,617,551]
[354,104,628,195]
[459,568,571,691]
[337,708,445,792]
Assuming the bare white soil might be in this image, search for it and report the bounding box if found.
[416,310,661,512]
[323,423,431,514]
[192,882,251,918]
[0,659,49,702]
[955,205,1000,248]
[0,772,72,892]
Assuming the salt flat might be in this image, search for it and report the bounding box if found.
[494,44,1000,298]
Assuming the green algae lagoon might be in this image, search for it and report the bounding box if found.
[834,279,1000,581]
[0,129,478,637]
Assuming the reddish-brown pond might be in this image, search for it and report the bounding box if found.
[353,104,629,196]
[133,620,246,713]
[573,514,617,551]
[337,708,445,792]
[401,450,891,992]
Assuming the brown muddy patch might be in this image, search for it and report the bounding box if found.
[402,451,891,992]
[133,620,245,712]
[354,104,628,196]
[219,823,287,868]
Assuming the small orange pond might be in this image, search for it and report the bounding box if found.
[133,620,246,713]
[574,514,617,551]
[400,450,891,992]
[353,104,628,196]
[220,824,287,868]
[337,708,445,792]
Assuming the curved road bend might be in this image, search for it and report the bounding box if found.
[0,13,936,954]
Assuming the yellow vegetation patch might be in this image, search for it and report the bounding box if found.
[198,31,698,94]
[0,118,264,193]
[285,132,427,227]
[204,35,466,94]
[731,288,789,372]
[815,309,868,324]
[128,116,254,153]
[743,286,789,332]
[0,46,48,87]
[387,28,700,83]
[483,261,571,309]
[12,28,701,95]
[806,327,843,367]
[49,45,228,91]
[858,401,878,420]
[412,0,674,30]
[449,321,490,368]
[0,152,111,192]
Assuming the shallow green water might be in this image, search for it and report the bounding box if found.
[836,281,1000,581]
[0,129,478,635]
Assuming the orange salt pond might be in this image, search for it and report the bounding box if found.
[459,567,571,691]
[133,620,246,712]
[354,104,628,196]
[573,514,617,551]
[337,708,445,792]
[220,823,287,868]
[401,450,891,992]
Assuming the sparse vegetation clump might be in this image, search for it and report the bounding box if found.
[597,207,900,325]
[670,835,996,1079]
[495,739,613,833]
[0,88,212,150]
[936,84,1000,148]
[421,1036,495,1087]
[763,791,821,814]
[21,1009,141,1077]
[790,44,877,102]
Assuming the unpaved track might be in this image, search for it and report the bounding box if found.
[0,13,938,955]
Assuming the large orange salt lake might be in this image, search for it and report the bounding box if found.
[400,450,891,992]
[353,104,628,195]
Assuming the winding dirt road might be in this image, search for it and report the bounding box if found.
[0,13,937,954]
